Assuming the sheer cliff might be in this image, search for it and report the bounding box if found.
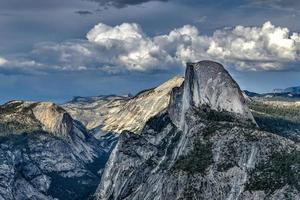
[94,61,300,200]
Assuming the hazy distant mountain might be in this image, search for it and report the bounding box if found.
[243,90,262,97]
[284,86,300,94]
[244,85,300,101]
[272,86,300,94]
[244,90,300,101]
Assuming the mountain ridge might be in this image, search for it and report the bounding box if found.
[64,75,184,134]
[94,61,300,200]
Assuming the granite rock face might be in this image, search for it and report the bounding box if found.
[64,76,184,134]
[169,61,255,128]
[95,61,300,200]
[0,101,117,200]
[0,101,73,137]
[32,102,73,137]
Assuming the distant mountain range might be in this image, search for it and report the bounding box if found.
[273,86,300,94]
[244,87,300,101]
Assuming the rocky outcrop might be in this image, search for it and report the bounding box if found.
[94,61,300,200]
[64,76,184,134]
[102,76,184,133]
[0,101,73,137]
[169,61,255,127]
[32,102,73,137]
[0,101,117,200]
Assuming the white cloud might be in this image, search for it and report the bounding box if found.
[86,22,176,71]
[154,21,300,70]
[2,21,300,74]
[0,57,8,66]
[0,57,47,75]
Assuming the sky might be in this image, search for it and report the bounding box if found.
[0,0,300,103]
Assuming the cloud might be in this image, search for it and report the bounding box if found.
[154,21,300,71]
[86,0,169,8]
[0,57,47,75]
[75,10,93,15]
[0,57,8,66]
[28,23,176,74]
[1,21,300,75]
[86,23,175,71]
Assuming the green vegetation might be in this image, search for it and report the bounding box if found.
[246,150,300,193]
[174,139,213,174]
[0,121,41,136]
[249,101,300,123]
[254,113,300,141]
[216,139,239,172]
[0,101,24,114]
[195,105,235,122]
[47,172,99,200]
[202,123,221,139]
[178,183,201,200]
[194,105,256,128]
[249,101,300,141]
[0,102,42,136]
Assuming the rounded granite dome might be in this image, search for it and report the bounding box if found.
[170,60,256,126]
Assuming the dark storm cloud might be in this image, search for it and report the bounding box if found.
[0,0,77,11]
[75,10,93,15]
[86,0,169,8]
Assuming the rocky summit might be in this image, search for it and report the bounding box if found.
[169,61,256,128]
[185,61,255,122]
[95,61,300,200]
[0,101,73,137]
[0,101,116,200]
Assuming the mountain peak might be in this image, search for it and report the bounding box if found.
[170,60,256,126]
[32,102,73,136]
[187,60,225,73]
[0,101,73,137]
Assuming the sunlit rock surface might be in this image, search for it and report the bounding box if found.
[64,96,129,132]
[64,76,184,134]
[0,101,72,137]
[32,102,72,137]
